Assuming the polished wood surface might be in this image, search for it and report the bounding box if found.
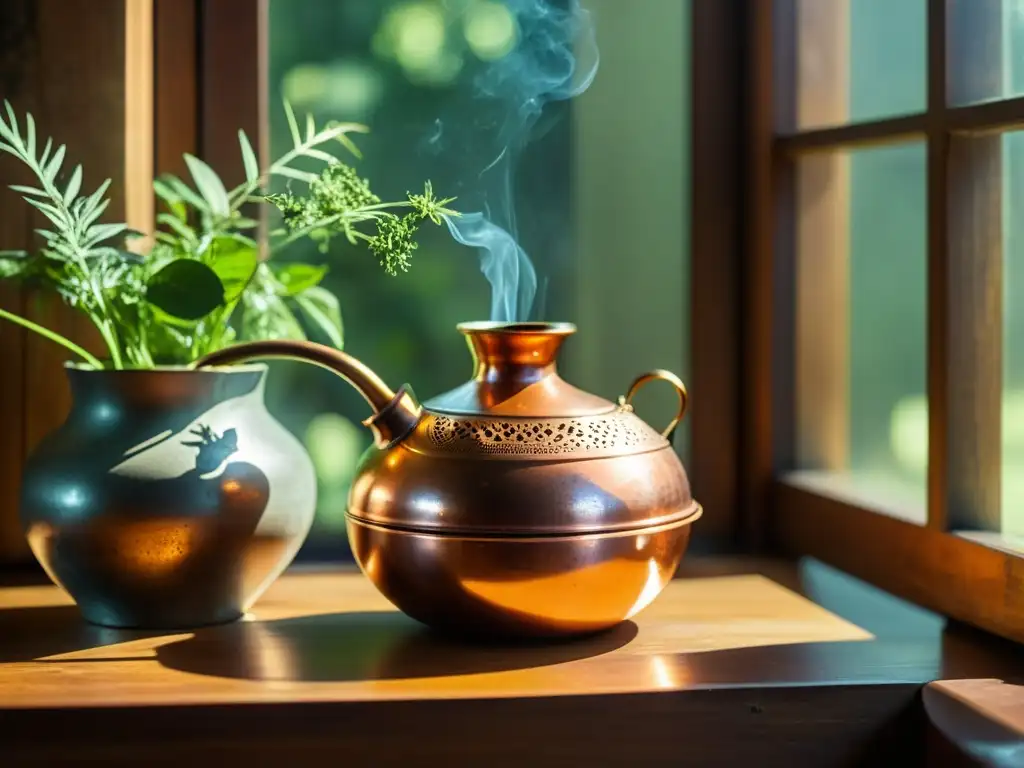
[3,558,1024,766]
[775,479,1024,645]
[0,567,869,708]
[925,680,1024,767]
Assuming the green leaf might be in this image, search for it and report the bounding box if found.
[0,250,30,278]
[9,184,46,197]
[325,121,368,159]
[157,212,197,242]
[153,180,190,222]
[207,235,258,302]
[3,101,19,145]
[283,99,302,147]
[153,177,179,203]
[90,247,144,265]
[24,112,34,157]
[184,154,229,216]
[271,262,327,296]
[82,179,112,215]
[153,179,188,221]
[24,197,64,229]
[64,165,82,204]
[44,144,65,182]
[85,222,129,247]
[160,173,210,213]
[295,285,343,348]
[242,291,306,341]
[272,166,317,184]
[146,259,225,320]
[38,138,52,167]
[301,147,337,164]
[80,198,111,231]
[238,130,259,184]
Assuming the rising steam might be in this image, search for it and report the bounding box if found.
[444,0,598,322]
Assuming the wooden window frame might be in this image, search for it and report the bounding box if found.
[22,0,1024,655]
[743,0,1024,644]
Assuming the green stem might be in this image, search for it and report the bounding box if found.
[0,306,104,368]
[269,213,344,254]
[358,202,412,213]
[95,319,124,369]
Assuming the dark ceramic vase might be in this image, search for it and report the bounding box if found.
[20,364,316,629]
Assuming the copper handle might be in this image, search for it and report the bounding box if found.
[624,369,689,440]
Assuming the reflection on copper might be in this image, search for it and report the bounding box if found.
[625,559,665,619]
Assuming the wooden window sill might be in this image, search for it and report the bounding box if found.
[0,557,1020,766]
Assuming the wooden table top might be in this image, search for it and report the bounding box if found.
[3,559,1022,766]
[0,567,869,709]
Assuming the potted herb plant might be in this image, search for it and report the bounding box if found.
[0,100,455,628]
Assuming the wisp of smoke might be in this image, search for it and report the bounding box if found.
[444,0,598,322]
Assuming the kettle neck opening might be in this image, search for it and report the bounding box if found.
[460,321,574,373]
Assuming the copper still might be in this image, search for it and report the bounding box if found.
[198,322,701,637]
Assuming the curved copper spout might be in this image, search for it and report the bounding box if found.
[194,340,421,447]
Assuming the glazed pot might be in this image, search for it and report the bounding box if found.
[198,322,700,638]
[20,364,316,629]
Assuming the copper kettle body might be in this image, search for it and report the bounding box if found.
[198,322,701,637]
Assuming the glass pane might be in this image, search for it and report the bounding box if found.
[791,142,927,522]
[268,0,690,560]
[1005,132,1024,534]
[948,0,1024,105]
[783,0,926,130]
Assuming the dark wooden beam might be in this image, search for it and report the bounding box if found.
[690,0,741,541]
[777,113,927,155]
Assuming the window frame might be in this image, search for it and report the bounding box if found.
[742,0,1024,644]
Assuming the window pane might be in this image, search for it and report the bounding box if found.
[791,142,927,522]
[781,0,926,131]
[948,0,1024,105]
[1005,132,1024,535]
[268,0,690,560]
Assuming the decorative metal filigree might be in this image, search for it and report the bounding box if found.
[425,411,664,456]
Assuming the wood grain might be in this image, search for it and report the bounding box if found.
[924,679,1024,767]
[0,566,951,767]
[6,559,1024,766]
[24,0,134,452]
[200,0,268,184]
[943,0,1004,532]
[155,0,198,179]
[793,0,850,472]
[0,1,156,564]
[690,0,741,541]
[774,479,1024,645]
[0,571,870,708]
[0,185,27,563]
[740,0,779,549]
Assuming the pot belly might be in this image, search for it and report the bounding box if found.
[347,511,699,638]
[21,408,316,629]
[27,518,295,629]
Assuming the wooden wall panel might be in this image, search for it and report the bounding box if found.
[690,0,741,542]
[0,0,154,563]
[0,173,29,561]
[155,0,198,179]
